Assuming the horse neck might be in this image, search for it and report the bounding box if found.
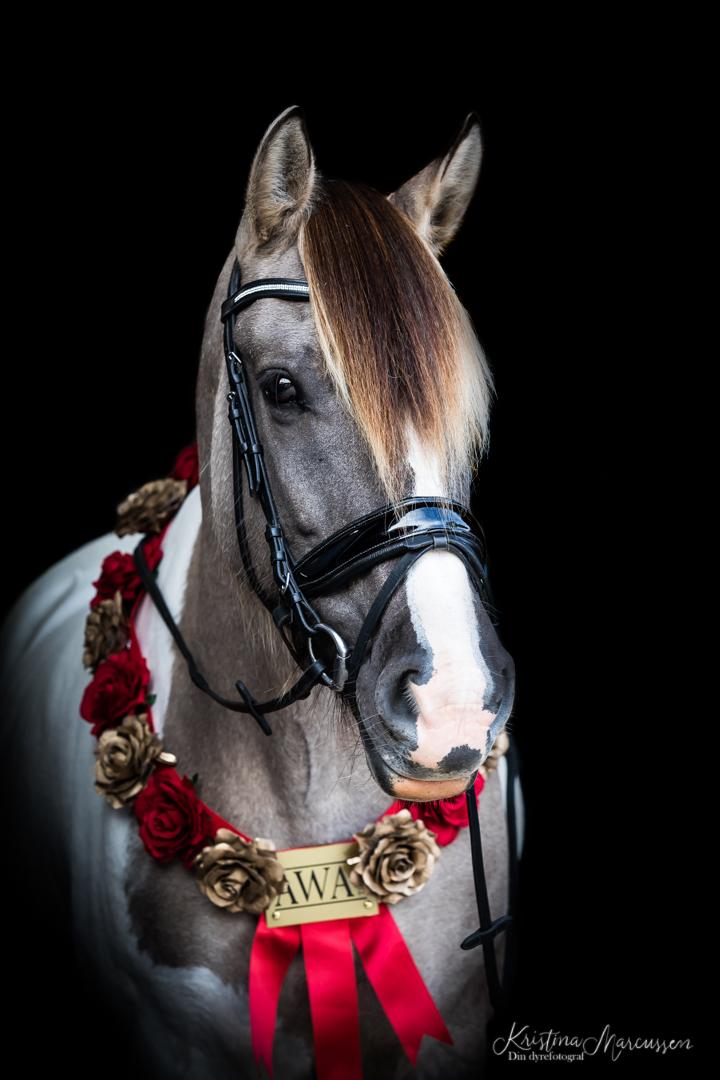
[161,493,391,847]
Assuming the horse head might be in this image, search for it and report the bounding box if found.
[197,105,515,802]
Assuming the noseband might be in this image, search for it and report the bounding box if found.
[133,257,519,1016]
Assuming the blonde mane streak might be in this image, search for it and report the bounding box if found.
[298,178,493,505]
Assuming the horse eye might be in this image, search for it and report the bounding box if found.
[262,373,302,409]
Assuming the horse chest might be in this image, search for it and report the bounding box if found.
[115,823,427,1078]
[107,799,494,1079]
[123,826,257,987]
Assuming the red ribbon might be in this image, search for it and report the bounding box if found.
[302,919,363,1079]
[249,905,453,1079]
[349,906,453,1063]
[249,920,301,1078]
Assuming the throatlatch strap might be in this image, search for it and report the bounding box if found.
[133,535,327,736]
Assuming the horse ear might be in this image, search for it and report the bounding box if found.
[237,105,320,255]
[387,112,483,257]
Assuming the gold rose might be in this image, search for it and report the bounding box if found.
[346,807,440,905]
[94,711,177,809]
[83,590,129,671]
[115,478,188,537]
[193,828,286,914]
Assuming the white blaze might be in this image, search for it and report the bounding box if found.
[403,426,495,769]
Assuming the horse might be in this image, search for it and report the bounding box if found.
[0,105,524,1078]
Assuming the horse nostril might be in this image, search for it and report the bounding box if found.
[378,668,421,719]
[400,669,421,687]
[398,671,422,715]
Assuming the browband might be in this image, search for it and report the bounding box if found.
[221,278,310,321]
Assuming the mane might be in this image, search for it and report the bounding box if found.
[297,178,494,506]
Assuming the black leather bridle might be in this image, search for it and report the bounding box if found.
[133,257,520,1018]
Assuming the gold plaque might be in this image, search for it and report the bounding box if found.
[264,841,379,928]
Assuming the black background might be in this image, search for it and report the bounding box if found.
[2,31,702,1079]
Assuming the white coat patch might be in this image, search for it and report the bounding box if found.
[403,426,495,769]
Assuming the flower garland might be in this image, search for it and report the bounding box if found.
[79,442,509,918]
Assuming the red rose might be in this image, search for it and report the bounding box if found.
[169,443,199,489]
[80,643,151,737]
[91,536,164,609]
[134,768,213,867]
[397,773,485,846]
